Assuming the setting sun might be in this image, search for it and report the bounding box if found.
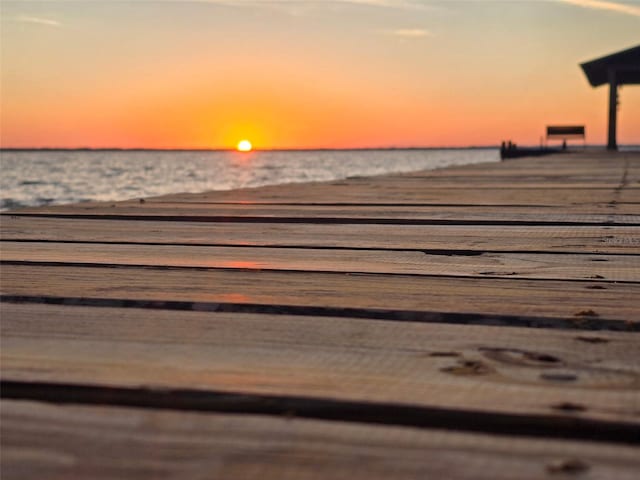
[237,140,252,152]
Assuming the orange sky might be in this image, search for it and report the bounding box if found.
[1,0,639,149]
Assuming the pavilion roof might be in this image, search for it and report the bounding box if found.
[580,45,640,87]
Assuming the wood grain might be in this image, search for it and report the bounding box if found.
[2,303,639,424]
[4,400,639,480]
[2,264,639,322]
[2,241,639,282]
[132,187,628,205]
[3,217,639,254]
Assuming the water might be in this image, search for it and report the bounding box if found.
[0,148,499,211]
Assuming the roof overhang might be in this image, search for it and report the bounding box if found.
[580,45,640,87]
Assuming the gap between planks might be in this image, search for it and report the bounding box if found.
[5,211,640,226]
[3,380,639,446]
[3,295,637,331]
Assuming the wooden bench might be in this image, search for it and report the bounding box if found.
[546,125,585,148]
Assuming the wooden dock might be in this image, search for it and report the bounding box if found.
[1,151,639,478]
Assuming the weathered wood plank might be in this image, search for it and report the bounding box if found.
[4,200,629,216]
[134,201,631,217]
[130,199,639,215]
[2,217,638,253]
[2,264,639,322]
[2,304,639,424]
[2,241,639,282]
[4,400,639,480]
[143,187,626,205]
[148,189,634,213]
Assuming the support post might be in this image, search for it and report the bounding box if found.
[607,68,618,151]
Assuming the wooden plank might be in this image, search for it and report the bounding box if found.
[4,400,639,480]
[150,189,633,212]
[619,190,640,203]
[2,241,639,282]
[134,199,639,215]
[2,304,639,424]
[144,187,626,205]
[2,264,639,322]
[3,217,638,254]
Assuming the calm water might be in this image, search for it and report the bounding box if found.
[1,148,499,211]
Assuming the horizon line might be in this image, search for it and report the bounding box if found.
[1,145,501,152]
[2,143,637,153]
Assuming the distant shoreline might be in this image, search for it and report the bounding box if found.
[2,145,637,153]
[1,146,500,153]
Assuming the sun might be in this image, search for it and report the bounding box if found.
[237,140,252,152]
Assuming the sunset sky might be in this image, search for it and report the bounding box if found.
[1,0,639,149]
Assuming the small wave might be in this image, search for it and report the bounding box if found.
[105,168,126,178]
[1,198,27,211]
[19,180,46,186]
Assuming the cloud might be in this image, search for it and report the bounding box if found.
[172,0,431,10]
[2,1,436,22]
[332,0,427,7]
[14,15,61,27]
[185,0,436,17]
[23,0,429,9]
[555,0,640,17]
[206,0,423,6]
[2,0,433,11]
[384,28,432,38]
